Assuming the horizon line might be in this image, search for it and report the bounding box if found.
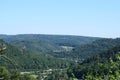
[0,33,118,39]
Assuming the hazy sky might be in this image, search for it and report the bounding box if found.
[0,0,120,38]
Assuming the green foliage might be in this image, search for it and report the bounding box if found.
[0,39,69,70]
[10,40,61,53]
[72,38,120,59]
[0,66,9,80]
[20,74,37,80]
[9,70,20,80]
[68,45,120,80]
[0,34,99,70]
[0,34,99,60]
[1,35,120,80]
[0,34,98,47]
[46,70,69,80]
[0,66,37,80]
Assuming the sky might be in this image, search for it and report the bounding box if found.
[0,0,120,38]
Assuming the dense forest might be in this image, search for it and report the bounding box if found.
[47,38,120,61]
[0,39,69,70]
[0,34,120,80]
[67,45,120,80]
[0,34,99,47]
[71,38,120,59]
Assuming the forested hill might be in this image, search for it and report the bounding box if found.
[9,40,61,53]
[72,38,120,59]
[67,45,120,80]
[0,34,99,47]
[0,39,69,70]
[1,34,120,61]
[1,35,120,79]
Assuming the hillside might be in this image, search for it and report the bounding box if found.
[1,35,120,61]
[0,34,100,60]
[1,35,120,79]
[67,45,120,80]
[49,38,120,60]
[71,38,120,59]
[10,40,61,53]
[0,39,69,70]
[0,34,99,47]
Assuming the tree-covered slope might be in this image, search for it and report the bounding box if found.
[0,34,100,60]
[71,38,120,59]
[0,39,69,70]
[10,40,61,53]
[0,34,99,47]
[67,45,120,80]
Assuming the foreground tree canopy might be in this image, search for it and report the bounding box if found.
[67,46,120,80]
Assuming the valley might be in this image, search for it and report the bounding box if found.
[0,34,120,80]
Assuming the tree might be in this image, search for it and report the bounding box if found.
[10,70,20,80]
[0,66,9,80]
